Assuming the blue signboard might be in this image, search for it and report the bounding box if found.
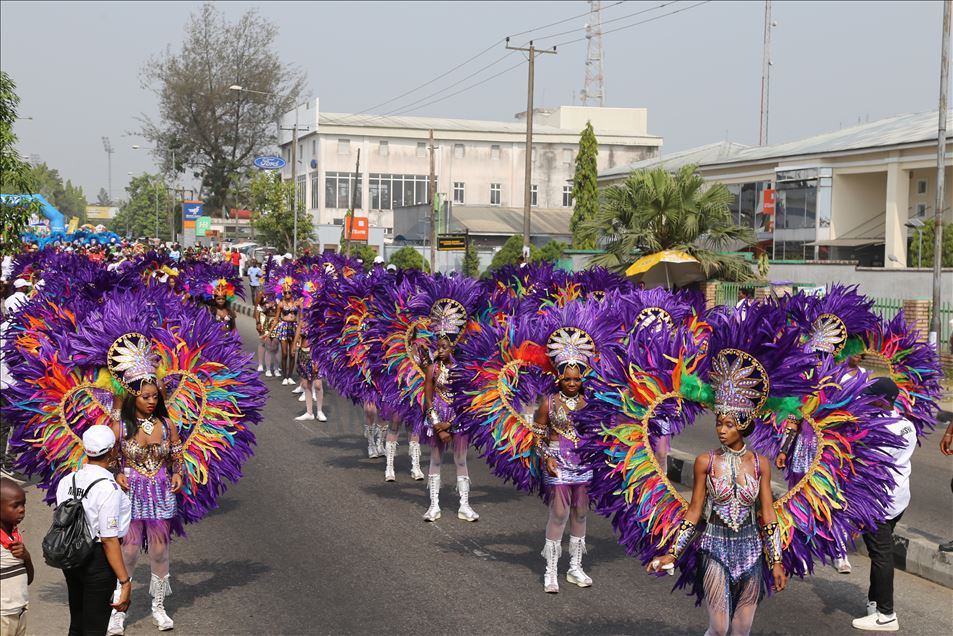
[254,155,287,170]
[183,202,204,220]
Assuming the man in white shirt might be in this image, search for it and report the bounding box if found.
[54,426,132,635]
[852,378,916,632]
[2,280,30,316]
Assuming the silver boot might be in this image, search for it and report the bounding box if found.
[375,423,388,458]
[364,423,377,458]
[150,573,174,631]
[457,476,479,521]
[423,474,441,521]
[384,441,397,482]
[409,441,425,481]
[566,535,593,587]
[542,539,561,593]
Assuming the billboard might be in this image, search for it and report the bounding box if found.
[344,215,368,241]
[86,206,118,220]
[183,201,204,220]
[437,233,467,251]
[196,216,212,236]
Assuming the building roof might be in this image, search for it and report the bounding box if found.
[598,141,750,179]
[318,112,660,139]
[599,109,952,180]
[450,206,572,236]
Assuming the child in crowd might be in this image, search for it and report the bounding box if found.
[1,478,34,636]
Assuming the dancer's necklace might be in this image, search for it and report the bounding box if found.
[138,416,156,436]
[558,391,579,411]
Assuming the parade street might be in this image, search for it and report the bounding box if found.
[17,314,953,635]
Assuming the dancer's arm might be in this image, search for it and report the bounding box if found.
[758,456,787,591]
[532,397,557,477]
[646,452,709,573]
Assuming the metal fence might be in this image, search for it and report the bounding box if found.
[870,297,903,323]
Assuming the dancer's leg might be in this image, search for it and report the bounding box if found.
[545,487,571,541]
[568,485,588,538]
[701,558,731,636]
[452,433,469,479]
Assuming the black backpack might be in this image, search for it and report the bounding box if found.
[42,475,109,569]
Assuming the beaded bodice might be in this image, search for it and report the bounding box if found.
[547,394,581,444]
[121,419,172,478]
[433,359,454,406]
[706,448,760,532]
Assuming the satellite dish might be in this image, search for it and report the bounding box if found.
[310,159,318,169]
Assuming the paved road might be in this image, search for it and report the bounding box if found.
[20,315,953,635]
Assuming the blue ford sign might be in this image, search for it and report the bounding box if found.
[254,155,286,170]
[183,202,204,220]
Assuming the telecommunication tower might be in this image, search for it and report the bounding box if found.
[580,1,605,107]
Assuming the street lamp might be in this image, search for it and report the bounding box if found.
[229,84,307,256]
[905,216,926,269]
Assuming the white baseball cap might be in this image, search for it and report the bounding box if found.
[373,255,385,264]
[13,278,31,289]
[82,425,116,458]
[386,264,397,272]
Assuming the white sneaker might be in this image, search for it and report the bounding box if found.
[852,612,899,631]
[265,370,273,378]
[835,557,852,574]
[316,411,327,422]
[257,364,264,372]
[107,611,126,635]
[298,393,306,402]
[292,385,304,394]
[295,413,316,421]
[275,368,282,377]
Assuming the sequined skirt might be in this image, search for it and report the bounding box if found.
[698,516,764,584]
[273,320,296,341]
[127,465,176,521]
[543,439,592,486]
[297,348,317,380]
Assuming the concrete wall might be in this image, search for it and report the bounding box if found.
[830,171,886,238]
[766,262,952,300]
[534,106,649,136]
[908,166,953,221]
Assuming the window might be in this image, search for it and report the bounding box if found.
[453,143,465,159]
[916,179,928,195]
[563,148,574,165]
[379,140,389,156]
[562,185,573,207]
[310,173,320,209]
[490,183,501,206]
[368,173,431,209]
[296,175,306,208]
[776,179,817,230]
[453,182,465,204]
[324,172,363,209]
[490,145,501,160]
[531,184,538,207]
[416,142,427,158]
[916,203,928,216]
[298,143,304,159]
[311,140,316,156]
[337,139,350,155]
[531,147,537,162]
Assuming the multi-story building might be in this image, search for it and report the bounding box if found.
[277,101,661,246]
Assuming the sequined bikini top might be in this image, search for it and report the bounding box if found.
[433,360,454,406]
[547,394,580,444]
[706,448,760,531]
[121,419,172,478]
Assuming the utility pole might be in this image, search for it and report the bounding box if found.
[428,129,437,272]
[345,148,361,256]
[102,137,114,203]
[291,108,299,257]
[759,1,774,146]
[931,0,950,349]
[506,39,556,255]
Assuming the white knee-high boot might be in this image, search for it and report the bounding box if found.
[384,441,397,482]
[423,474,441,521]
[542,539,561,593]
[409,441,425,481]
[567,535,593,587]
[150,573,174,630]
[456,476,479,521]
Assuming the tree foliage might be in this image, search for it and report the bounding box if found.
[347,244,378,270]
[27,163,88,223]
[139,2,306,213]
[488,234,540,272]
[0,70,39,253]
[570,122,598,249]
[579,164,757,282]
[389,246,428,272]
[538,240,567,264]
[96,188,112,206]
[908,218,953,268]
[248,171,311,253]
[111,174,174,240]
[462,239,480,277]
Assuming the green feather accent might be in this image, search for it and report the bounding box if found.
[764,395,803,422]
[835,335,864,362]
[679,371,714,405]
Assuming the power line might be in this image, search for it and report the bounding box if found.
[389,58,527,117]
[532,0,681,44]
[353,1,630,118]
[551,0,713,48]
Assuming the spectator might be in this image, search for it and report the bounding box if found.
[3,280,31,316]
[1,477,34,636]
[55,426,132,636]
[230,248,241,273]
[938,410,953,553]
[851,378,916,632]
[247,260,263,298]
[0,255,13,282]
[169,244,181,262]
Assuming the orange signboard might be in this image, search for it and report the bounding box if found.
[345,216,368,241]
[184,220,196,229]
[763,189,776,215]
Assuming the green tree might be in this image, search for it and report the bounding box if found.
[347,244,378,270]
[248,171,312,253]
[538,240,567,264]
[111,174,174,240]
[488,234,541,272]
[579,164,757,282]
[22,163,88,224]
[908,218,953,268]
[389,246,429,271]
[570,122,599,249]
[139,2,306,213]
[462,240,480,278]
[0,71,39,252]
[96,187,112,206]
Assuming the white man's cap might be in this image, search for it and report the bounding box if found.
[373,256,385,264]
[13,278,31,289]
[82,425,116,457]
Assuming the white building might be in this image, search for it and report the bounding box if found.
[278,101,661,248]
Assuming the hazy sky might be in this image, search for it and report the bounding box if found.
[1,1,947,200]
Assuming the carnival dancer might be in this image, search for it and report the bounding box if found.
[532,325,597,593]
[254,289,279,375]
[274,277,299,383]
[205,278,237,332]
[106,338,183,634]
[293,319,326,422]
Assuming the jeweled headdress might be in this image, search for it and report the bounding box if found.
[107,332,159,394]
[710,347,769,421]
[430,297,468,343]
[204,278,236,302]
[546,326,596,377]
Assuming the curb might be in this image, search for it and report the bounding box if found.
[664,447,953,589]
[235,302,255,318]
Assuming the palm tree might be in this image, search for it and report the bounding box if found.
[579,163,757,282]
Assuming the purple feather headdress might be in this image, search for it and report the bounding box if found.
[785,285,877,359]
